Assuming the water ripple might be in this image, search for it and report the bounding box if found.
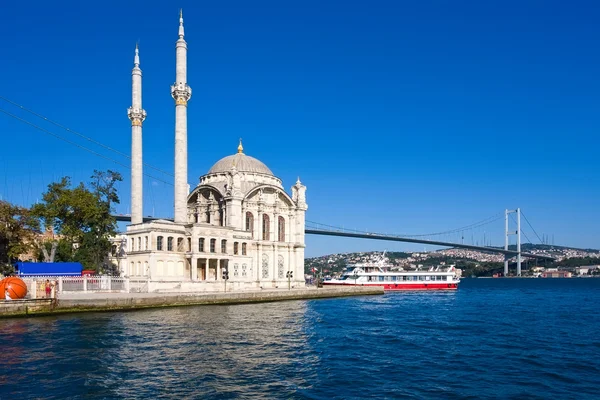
[1,279,600,398]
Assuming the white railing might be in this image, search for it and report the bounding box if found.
[21,275,149,295]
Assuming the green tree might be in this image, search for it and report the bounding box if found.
[0,200,40,268]
[32,171,122,272]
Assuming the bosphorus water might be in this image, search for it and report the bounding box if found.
[1,278,599,399]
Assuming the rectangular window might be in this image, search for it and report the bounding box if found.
[130,238,134,251]
[199,238,205,252]
[242,243,247,255]
[137,237,141,251]
[221,240,227,254]
[177,237,183,251]
[234,242,239,255]
[167,237,173,251]
[157,236,163,251]
[145,236,148,250]
[210,238,216,253]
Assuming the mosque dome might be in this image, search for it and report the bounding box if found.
[207,141,274,176]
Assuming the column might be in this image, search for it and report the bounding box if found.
[191,257,198,281]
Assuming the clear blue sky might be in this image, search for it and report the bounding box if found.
[0,0,598,256]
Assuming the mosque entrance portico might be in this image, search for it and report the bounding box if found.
[193,258,230,281]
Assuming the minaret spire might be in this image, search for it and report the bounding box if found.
[128,44,147,225]
[134,42,140,67]
[179,9,184,38]
[171,11,192,223]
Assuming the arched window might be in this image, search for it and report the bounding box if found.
[246,212,254,233]
[242,242,247,255]
[278,216,285,242]
[157,236,164,251]
[210,238,216,253]
[234,242,239,255]
[262,214,270,241]
[177,237,184,252]
[221,240,227,254]
[167,237,174,251]
[199,238,205,252]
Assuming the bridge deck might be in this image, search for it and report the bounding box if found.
[113,215,554,260]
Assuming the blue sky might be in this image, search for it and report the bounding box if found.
[0,0,598,256]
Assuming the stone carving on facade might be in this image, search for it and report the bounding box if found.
[262,253,269,279]
[170,82,192,106]
[278,255,284,279]
[127,107,147,127]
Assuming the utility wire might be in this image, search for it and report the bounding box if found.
[0,107,174,186]
[0,95,174,177]
[520,211,544,244]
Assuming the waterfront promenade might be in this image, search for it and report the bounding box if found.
[0,286,383,318]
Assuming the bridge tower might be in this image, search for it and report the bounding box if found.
[504,208,522,276]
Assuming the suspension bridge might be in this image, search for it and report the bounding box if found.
[2,96,557,276]
[114,207,556,277]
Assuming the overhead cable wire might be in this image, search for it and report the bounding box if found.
[0,95,174,177]
[0,107,174,186]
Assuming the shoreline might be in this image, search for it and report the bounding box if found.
[0,286,384,319]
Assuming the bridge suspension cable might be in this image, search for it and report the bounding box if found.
[520,211,544,244]
[509,213,533,244]
[307,212,504,239]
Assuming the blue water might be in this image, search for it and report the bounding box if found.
[1,279,599,399]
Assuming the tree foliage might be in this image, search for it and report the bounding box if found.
[0,200,40,267]
[31,171,122,272]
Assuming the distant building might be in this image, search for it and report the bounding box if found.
[575,265,599,275]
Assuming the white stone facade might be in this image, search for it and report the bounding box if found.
[121,14,307,291]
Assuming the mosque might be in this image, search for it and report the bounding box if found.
[120,13,307,291]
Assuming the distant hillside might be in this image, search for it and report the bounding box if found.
[305,245,600,277]
[486,243,600,253]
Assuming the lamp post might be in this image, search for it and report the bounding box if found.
[286,270,293,290]
[222,267,229,293]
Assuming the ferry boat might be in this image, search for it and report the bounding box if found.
[321,253,460,291]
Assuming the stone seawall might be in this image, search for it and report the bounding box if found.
[0,286,383,318]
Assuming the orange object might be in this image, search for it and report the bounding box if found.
[0,277,28,300]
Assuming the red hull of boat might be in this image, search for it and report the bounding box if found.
[322,282,458,291]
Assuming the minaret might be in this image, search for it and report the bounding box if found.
[171,10,192,223]
[128,44,146,225]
